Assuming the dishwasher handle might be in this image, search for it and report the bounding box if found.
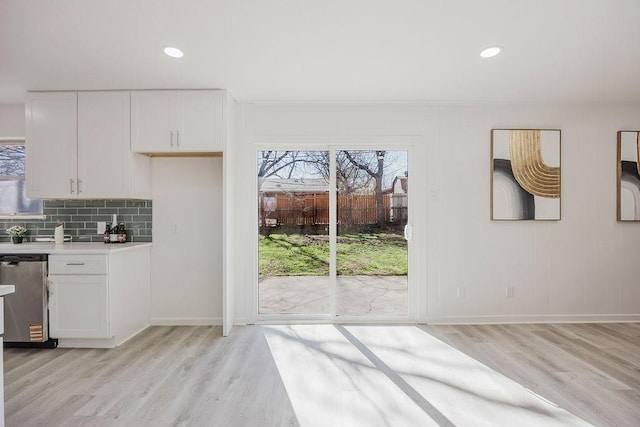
[1,261,20,267]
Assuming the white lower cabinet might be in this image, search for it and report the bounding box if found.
[0,336,3,427]
[48,274,109,339]
[47,247,151,347]
[1,299,4,427]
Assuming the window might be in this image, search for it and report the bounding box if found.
[0,140,43,216]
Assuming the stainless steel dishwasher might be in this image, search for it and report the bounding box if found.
[0,254,57,348]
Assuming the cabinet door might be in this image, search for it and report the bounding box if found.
[77,91,130,198]
[25,92,78,198]
[131,91,174,153]
[175,90,223,152]
[48,275,109,339]
[0,336,3,426]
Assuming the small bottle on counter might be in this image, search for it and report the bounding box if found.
[117,223,127,243]
[103,223,111,243]
[109,224,118,243]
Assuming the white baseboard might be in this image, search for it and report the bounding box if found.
[233,317,249,325]
[150,317,222,326]
[57,325,152,348]
[425,313,640,325]
[57,337,116,349]
[115,324,152,347]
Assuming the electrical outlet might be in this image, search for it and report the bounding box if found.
[97,221,106,234]
[456,287,465,299]
[506,286,515,298]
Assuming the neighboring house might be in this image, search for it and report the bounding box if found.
[384,175,408,223]
[259,178,330,195]
[259,178,330,227]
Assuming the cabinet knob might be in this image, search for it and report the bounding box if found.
[170,130,174,147]
[70,179,75,194]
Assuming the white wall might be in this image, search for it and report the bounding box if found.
[0,104,25,137]
[151,157,223,325]
[229,102,640,324]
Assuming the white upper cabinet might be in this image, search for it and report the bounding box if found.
[131,90,223,154]
[25,91,151,199]
[129,91,173,153]
[26,92,78,199]
[77,91,151,198]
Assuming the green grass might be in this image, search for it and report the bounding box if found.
[259,232,407,277]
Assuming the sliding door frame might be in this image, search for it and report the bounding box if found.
[254,139,420,324]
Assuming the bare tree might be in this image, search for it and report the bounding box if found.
[257,151,302,189]
[257,151,299,229]
[0,145,25,176]
[307,151,373,226]
[343,150,386,226]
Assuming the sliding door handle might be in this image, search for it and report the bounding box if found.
[404,224,412,241]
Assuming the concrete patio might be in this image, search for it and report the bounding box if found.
[259,275,408,316]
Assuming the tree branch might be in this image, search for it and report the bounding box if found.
[343,150,377,178]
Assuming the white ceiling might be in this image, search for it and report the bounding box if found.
[1,0,639,104]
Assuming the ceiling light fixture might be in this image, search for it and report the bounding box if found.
[163,46,184,58]
[480,46,502,58]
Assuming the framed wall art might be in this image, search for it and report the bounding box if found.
[491,129,561,221]
[617,131,640,221]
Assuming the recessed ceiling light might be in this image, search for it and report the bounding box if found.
[480,46,502,58]
[163,46,184,58]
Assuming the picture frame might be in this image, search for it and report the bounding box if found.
[617,130,640,221]
[491,129,561,221]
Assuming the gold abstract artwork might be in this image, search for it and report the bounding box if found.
[618,130,640,221]
[509,130,560,198]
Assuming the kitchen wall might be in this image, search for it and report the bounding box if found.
[228,102,640,324]
[0,199,153,243]
[2,102,222,326]
[0,104,24,137]
[150,157,223,325]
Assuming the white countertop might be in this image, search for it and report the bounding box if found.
[0,242,152,254]
[0,285,15,296]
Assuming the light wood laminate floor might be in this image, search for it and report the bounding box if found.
[3,323,639,426]
[420,323,640,426]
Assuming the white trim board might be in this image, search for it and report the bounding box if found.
[426,314,640,325]
[151,317,222,326]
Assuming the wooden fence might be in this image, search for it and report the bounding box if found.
[259,193,407,226]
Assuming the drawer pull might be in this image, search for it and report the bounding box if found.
[66,262,85,266]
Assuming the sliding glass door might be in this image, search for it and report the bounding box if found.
[258,150,330,315]
[335,150,408,317]
[257,149,410,320]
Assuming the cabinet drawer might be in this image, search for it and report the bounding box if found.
[49,255,108,275]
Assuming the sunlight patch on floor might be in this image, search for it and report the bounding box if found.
[263,325,592,427]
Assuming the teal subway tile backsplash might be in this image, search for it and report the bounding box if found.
[0,199,152,243]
